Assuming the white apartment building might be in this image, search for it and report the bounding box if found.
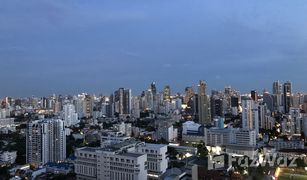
[154,125,177,142]
[241,96,259,136]
[75,147,147,180]
[233,129,257,147]
[75,140,169,180]
[62,103,79,127]
[0,151,17,164]
[0,118,14,127]
[204,127,236,147]
[0,108,10,119]
[96,151,147,180]
[136,143,168,179]
[26,119,66,167]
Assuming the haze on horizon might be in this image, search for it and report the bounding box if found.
[1,0,307,97]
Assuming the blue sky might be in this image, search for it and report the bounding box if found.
[1,0,307,97]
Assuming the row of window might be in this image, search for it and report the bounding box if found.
[141,149,158,154]
[75,165,97,177]
[79,152,97,158]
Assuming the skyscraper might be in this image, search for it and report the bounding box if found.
[150,82,158,113]
[62,103,79,127]
[184,86,194,104]
[241,96,259,136]
[273,81,282,94]
[84,95,93,118]
[26,119,66,167]
[272,81,283,112]
[123,89,132,115]
[251,90,258,102]
[283,81,292,113]
[198,80,210,125]
[263,90,274,112]
[114,88,132,115]
[163,85,171,102]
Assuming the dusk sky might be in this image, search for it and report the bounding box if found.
[1,0,307,97]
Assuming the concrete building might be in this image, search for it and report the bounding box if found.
[100,131,131,147]
[0,118,14,127]
[114,88,132,116]
[26,119,66,167]
[114,122,132,137]
[204,127,235,147]
[232,129,257,147]
[75,140,148,180]
[289,107,303,134]
[241,96,259,137]
[62,103,79,127]
[268,139,304,150]
[0,151,17,164]
[154,125,177,142]
[198,80,210,125]
[136,143,168,179]
[84,95,93,118]
[74,139,170,180]
[283,81,292,113]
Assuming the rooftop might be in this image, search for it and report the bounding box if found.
[144,143,168,149]
[103,138,142,151]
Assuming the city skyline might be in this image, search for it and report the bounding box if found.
[0,79,303,98]
[1,0,307,96]
[1,1,307,179]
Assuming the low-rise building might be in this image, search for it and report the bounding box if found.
[74,140,170,180]
[74,146,147,180]
[136,143,168,179]
[0,151,17,164]
[268,139,304,150]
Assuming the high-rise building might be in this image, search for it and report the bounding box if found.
[289,107,302,134]
[26,119,66,167]
[151,82,158,113]
[258,102,267,129]
[183,87,197,120]
[262,91,274,112]
[163,85,171,102]
[131,96,141,118]
[273,81,283,112]
[283,81,292,113]
[273,81,282,94]
[145,89,154,111]
[123,89,132,115]
[62,104,79,127]
[241,96,259,136]
[84,95,93,118]
[184,87,194,104]
[114,88,132,116]
[251,90,258,102]
[198,80,210,125]
[210,94,224,119]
